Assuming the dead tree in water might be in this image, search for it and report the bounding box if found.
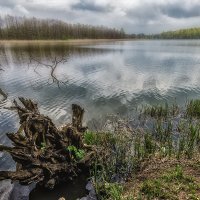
[29,56,67,87]
[0,98,94,189]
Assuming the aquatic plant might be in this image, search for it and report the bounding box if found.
[186,124,199,158]
[186,99,200,118]
[141,102,179,119]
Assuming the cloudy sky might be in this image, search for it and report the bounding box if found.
[0,0,200,33]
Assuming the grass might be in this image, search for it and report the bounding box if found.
[84,99,200,199]
[186,99,200,118]
[0,39,129,46]
[139,165,200,200]
[67,145,85,160]
[84,131,97,145]
[141,102,179,119]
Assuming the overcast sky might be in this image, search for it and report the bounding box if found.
[0,0,200,34]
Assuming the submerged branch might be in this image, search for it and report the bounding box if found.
[29,56,67,88]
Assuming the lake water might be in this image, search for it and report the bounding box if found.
[1,40,200,199]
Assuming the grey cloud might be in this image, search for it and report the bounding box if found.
[71,0,113,13]
[0,0,17,8]
[126,2,200,24]
[161,3,200,18]
[123,1,200,33]
[126,4,161,23]
[1,0,200,33]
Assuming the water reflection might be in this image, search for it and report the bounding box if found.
[1,41,200,121]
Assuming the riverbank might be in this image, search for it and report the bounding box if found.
[1,98,200,199]
[122,155,200,199]
[83,100,200,199]
[0,39,132,46]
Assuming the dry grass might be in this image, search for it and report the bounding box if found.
[0,39,131,46]
[123,155,200,199]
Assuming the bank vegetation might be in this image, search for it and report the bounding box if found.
[0,15,126,40]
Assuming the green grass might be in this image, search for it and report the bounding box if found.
[186,99,200,118]
[84,131,97,145]
[140,165,200,200]
[67,145,85,160]
[141,102,179,119]
[86,99,200,199]
[103,183,123,200]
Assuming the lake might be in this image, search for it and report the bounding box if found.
[1,39,200,198]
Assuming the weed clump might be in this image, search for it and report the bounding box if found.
[186,99,200,118]
[89,99,200,199]
[141,102,179,119]
[140,165,200,200]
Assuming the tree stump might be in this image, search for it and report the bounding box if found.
[0,98,94,189]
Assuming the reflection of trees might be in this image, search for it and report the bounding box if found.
[0,43,114,90]
[0,44,110,66]
[29,56,68,87]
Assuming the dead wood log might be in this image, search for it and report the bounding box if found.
[0,98,95,189]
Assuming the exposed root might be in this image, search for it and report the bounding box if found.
[0,97,95,189]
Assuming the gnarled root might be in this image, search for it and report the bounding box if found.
[0,97,95,189]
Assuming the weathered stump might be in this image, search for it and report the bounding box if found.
[0,97,94,189]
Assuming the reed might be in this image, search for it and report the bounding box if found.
[141,102,179,119]
[186,99,200,118]
[87,99,200,199]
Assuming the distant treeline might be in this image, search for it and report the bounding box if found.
[131,28,200,40]
[0,15,126,40]
[152,28,200,39]
[155,28,200,39]
[129,27,200,39]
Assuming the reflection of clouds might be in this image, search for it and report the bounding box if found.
[174,75,190,86]
[56,42,200,99]
[1,40,200,121]
[143,76,157,90]
[5,41,200,100]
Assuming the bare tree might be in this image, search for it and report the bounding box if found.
[0,15,126,40]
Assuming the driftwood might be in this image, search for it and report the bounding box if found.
[0,98,94,189]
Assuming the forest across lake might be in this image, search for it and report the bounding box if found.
[1,15,200,40]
